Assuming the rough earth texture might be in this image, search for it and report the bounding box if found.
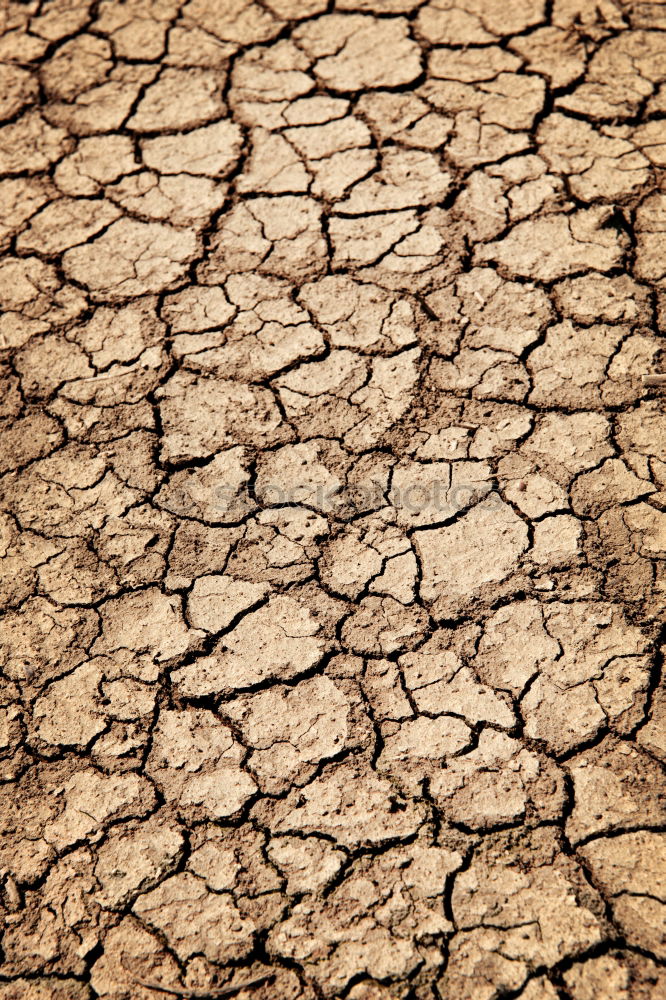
[1,1,665,999]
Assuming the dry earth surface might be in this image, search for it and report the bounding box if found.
[1,0,666,998]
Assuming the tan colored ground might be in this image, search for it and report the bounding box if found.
[1,1,666,998]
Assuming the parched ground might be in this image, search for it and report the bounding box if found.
[1,1,666,998]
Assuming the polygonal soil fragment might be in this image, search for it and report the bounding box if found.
[145,708,257,819]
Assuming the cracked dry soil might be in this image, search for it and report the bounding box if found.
[1,1,666,999]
